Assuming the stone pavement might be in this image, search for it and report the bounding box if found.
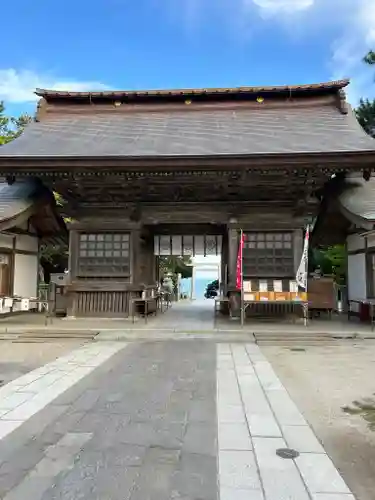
[0,339,356,499]
[1,300,375,339]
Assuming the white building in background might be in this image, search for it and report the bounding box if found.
[0,179,66,314]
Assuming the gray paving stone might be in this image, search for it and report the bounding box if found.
[296,453,352,495]
[0,342,218,500]
[220,488,264,500]
[247,414,282,438]
[42,465,140,500]
[74,444,146,468]
[253,437,310,500]
[129,446,180,500]
[69,389,101,412]
[311,495,356,500]
[217,404,246,424]
[189,399,216,423]
[183,423,217,457]
[266,390,307,426]
[219,450,262,490]
[4,475,54,500]
[115,421,186,449]
[252,361,284,391]
[282,425,325,454]
[218,423,252,450]
[72,411,130,435]
[37,411,86,445]
[0,440,45,475]
[0,471,29,498]
[57,432,92,448]
[170,452,217,500]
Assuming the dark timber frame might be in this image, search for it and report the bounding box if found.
[1,80,375,317]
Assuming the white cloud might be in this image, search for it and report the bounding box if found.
[247,0,375,104]
[0,69,110,104]
[251,0,314,15]
[329,0,375,104]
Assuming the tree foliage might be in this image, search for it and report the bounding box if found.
[310,245,347,284]
[158,256,192,279]
[354,50,375,138]
[355,98,375,137]
[0,102,32,145]
[363,50,375,66]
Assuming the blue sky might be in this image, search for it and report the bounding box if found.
[2,0,375,118]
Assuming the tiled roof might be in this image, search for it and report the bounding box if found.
[0,180,39,223]
[35,80,350,101]
[339,174,375,222]
[0,103,374,157]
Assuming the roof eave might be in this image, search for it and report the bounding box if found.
[34,79,350,100]
[0,150,375,170]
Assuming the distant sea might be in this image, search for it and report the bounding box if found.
[180,277,217,298]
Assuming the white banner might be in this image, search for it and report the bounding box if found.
[296,226,310,290]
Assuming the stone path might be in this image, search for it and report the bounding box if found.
[217,344,355,500]
[0,343,123,441]
[0,340,356,499]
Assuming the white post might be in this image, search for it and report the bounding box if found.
[191,265,196,300]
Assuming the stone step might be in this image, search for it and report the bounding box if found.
[10,331,98,340]
[256,341,349,346]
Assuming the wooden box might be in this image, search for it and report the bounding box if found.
[275,292,290,301]
[244,292,256,301]
[308,278,334,311]
[259,292,275,301]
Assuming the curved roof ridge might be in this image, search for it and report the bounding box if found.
[35,79,350,99]
[339,172,375,223]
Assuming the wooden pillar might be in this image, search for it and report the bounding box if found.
[227,219,241,316]
[66,228,78,318]
[132,227,142,284]
[227,219,239,288]
[220,232,228,294]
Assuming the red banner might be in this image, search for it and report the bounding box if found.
[236,232,245,290]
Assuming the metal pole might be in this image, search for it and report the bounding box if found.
[304,225,310,327]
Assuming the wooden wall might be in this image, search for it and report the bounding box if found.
[65,207,307,317]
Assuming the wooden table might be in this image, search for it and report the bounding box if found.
[241,300,308,326]
[131,297,158,324]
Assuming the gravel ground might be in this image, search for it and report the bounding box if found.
[263,341,375,500]
[0,340,86,386]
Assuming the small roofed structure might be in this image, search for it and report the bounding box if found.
[313,172,375,311]
[0,178,66,314]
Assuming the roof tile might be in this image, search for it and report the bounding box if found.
[0,104,374,157]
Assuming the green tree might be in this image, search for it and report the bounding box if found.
[159,256,192,279]
[310,245,347,284]
[363,50,375,66]
[354,50,375,138]
[0,102,32,144]
[355,98,375,137]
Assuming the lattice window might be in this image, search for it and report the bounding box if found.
[78,233,130,277]
[243,232,294,278]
